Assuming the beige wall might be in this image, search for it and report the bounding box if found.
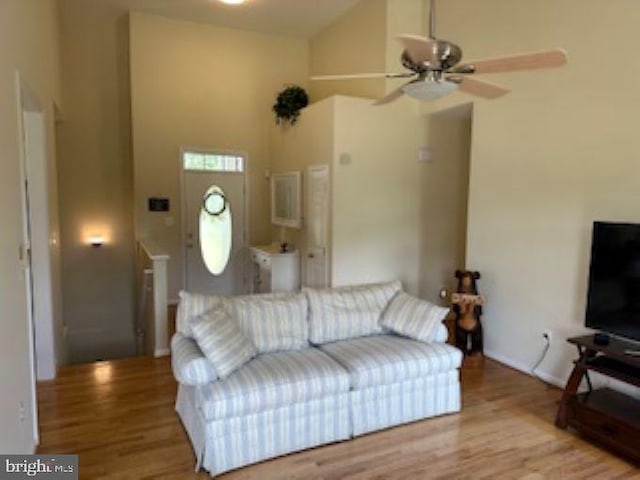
[130,13,309,299]
[309,0,387,102]
[57,0,136,363]
[331,96,424,293]
[270,98,336,256]
[300,0,470,299]
[310,0,429,103]
[273,95,429,294]
[384,0,426,95]
[430,0,640,389]
[0,0,62,453]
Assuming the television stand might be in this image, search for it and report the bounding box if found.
[555,335,640,463]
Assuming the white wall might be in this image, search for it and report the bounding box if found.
[0,0,62,453]
[24,111,59,380]
[130,13,309,299]
[430,0,640,390]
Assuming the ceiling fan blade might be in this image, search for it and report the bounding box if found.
[449,76,510,99]
[397,34,438,64]
[453,48,568,75]
[372,81,413,106]
[311,72,414,81]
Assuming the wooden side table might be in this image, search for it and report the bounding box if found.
[555,335,640,462]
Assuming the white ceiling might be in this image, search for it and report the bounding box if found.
[110,0,361,38]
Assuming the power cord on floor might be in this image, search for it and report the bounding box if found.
[531,333,550,378]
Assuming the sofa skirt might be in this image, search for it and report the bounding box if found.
[350,371,461,436]
[176,384,351,476]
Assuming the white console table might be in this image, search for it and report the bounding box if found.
[250,245,300,293]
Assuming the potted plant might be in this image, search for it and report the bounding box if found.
[272,85,308,125]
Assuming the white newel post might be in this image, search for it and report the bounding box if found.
[137,240,170,357]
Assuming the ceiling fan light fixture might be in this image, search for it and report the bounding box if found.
[402,80,458,101]
[218,0,246,5]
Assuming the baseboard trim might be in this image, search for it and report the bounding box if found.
[484,349,566,389]
[154,347,170,358]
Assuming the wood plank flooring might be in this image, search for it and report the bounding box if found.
[37,357,639,479]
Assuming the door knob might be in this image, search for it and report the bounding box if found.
[308,253,315,259]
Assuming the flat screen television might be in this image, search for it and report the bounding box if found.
[585,221,640,342]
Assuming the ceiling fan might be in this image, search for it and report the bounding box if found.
[311,0,568,105]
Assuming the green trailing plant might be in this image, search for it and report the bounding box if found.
[273,85,309,125]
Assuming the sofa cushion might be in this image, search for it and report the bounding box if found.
[305,280,402,345]
[170,333,218,386]
[381,292,450,343]
[196,348,350,420]
[191,309,257,379]
[176,290,224,338]
[319,334,463,389]
[228,292,309,353]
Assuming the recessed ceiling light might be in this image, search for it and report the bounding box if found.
[218,0,245,5]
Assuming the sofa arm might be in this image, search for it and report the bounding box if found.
[171,333,218,386]
[432,322,449,343]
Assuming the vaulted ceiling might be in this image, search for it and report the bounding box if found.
[107,0,360,38]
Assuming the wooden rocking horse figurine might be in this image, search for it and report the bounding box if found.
[451,270,484,357]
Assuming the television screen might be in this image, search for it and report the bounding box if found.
[585,221,640,342]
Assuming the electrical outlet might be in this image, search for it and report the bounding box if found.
[19,401,25,423]
[542,330,552,344]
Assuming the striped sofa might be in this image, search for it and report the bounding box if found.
[172,281,463,477]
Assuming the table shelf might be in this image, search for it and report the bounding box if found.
[556,335,640,464]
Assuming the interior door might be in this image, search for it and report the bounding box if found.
[183,171,247,295]
[16,83,40,446]
[305,165,330,288]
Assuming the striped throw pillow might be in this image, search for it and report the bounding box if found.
[228,292,309,353]
[191,309,257,379]
[305,280,402,344]
[176,290,224,338]
[380,292,450,343]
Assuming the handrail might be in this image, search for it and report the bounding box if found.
[138,238,170,261]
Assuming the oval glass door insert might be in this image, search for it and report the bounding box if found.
[199,185,232,275]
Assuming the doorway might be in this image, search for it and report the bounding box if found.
[420,103,473,300]
[15,72,59,447]
[181,150,248,295]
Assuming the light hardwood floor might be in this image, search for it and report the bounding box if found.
[37,357,639,479]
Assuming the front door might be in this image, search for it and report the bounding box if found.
[183,166,247,295]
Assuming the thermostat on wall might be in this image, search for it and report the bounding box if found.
[148,197,170,212]
[418,147,433,163]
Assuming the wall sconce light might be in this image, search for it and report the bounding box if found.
[88,236,105,248]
